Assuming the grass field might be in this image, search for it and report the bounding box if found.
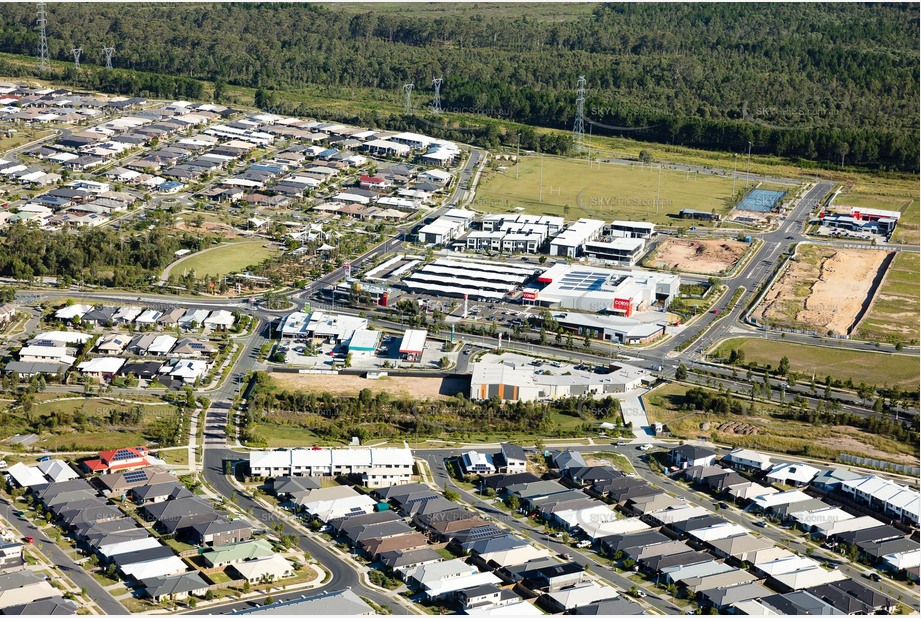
[714,338,919,390]
[164,241,279,279]
[857,252,920,344]
[2,398,179,452]
[474,156,737,225]
[644,382,918,465]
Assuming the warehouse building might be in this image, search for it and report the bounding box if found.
[530,263,679,315]
[278,311,368,342]
[399,330,428,361]
[583,237,646,266]
[548,311,667,345]
[402,257,538,300]
[608,220,656,239]
[549,218,606,258]
[481,213,565,236]
[469,361,651,402]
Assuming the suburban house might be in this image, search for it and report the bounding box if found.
[494,443,528,474]
[670,445,717,468]
[83,447,150,475]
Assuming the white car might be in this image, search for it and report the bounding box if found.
[576,540,592,549]
[0,461,6,469]
[639,444,653,451]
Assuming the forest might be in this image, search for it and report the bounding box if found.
[0,3,916,170]
[0,222,209,287]
[243,372,624,444]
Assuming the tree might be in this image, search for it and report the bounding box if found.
[504,494,521,511]
[639,149,654,164]
[675,363,688,380]
[444,489,460,502]
[583,331,591,348]
[777,356,790,376]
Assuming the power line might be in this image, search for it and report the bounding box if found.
[70,47,82,70]
[402,82,414,114]
[36,2,50,72]
[431,77,443,114]
[573,75,586,151]
[102,45,115,70]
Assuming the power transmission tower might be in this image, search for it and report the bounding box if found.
[431,77,443,114]
[403,83,414,114]
[36,2,50,72]
[71,47,82,70]
[572,75,586,151]
[102,45,115,70]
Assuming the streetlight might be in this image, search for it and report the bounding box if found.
[747,141,752,188]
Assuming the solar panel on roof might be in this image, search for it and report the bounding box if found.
[122,470,149,484]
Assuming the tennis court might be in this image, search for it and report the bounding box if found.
[736,189,786,212]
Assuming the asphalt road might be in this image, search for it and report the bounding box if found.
[417,446,920,613]
[414,450,683,614]
[0,498,129,615]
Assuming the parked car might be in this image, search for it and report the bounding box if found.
[575,540,592,549]
[23,536,34,544]
[0,460,6,469]
[754,520,767,528]
[866,572,882,582]
[38,456,52,462]
[615,441,628,446]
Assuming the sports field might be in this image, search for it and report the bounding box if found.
[715,338,919,390]
[857,251,920,344]
[474,156,737,225]
[163,241,279,279]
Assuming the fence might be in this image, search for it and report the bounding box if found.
[838,454,920,477]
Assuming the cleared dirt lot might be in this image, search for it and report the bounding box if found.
[755,246,889,336]
[648,238,748,274]
[270,372,465,399]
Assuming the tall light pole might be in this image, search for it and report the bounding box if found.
[516,132,520,180]
[732,153,738,197]
[656,165,662,215]
[538,151,544,203]
[747,141,752,188]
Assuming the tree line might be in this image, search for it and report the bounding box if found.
[0,222,209,287]
[0,3,914,169]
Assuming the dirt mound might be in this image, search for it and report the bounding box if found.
[717,421,759,436]
[650,238,747,274]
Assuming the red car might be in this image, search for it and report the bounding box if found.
[23,536,34,544]
[711,309,720,314]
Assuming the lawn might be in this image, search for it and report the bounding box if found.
[164,241,279,279]
[644,382,919,465]
[251,423,338,448]
[714,338,919,390]
[857,252,920,344]
[474,155,737,225]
